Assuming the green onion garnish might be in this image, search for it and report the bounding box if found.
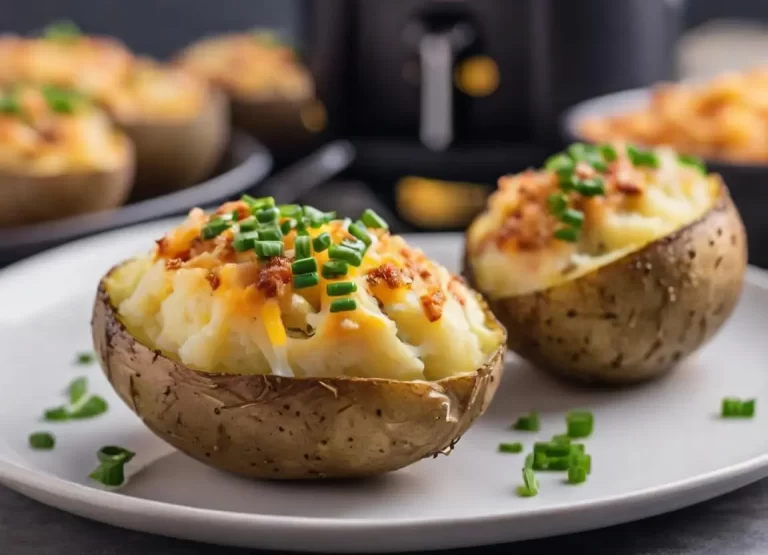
[517,467,539,497]
[69,396,108,419]
[295,221,309,236]
[566,411,594,438]
[258,227,283,241]
[554,227,579,242]
[313,232,331,252]
[627,145,660,168]
[89,445,135,487]
[524,453,534,469]
[201,218,230,240]
[293,272,319,289]
[534,441,571,458]
[43,407,69,421]
[256,207,280,224]
[678,154,707,175]
[0,92,20,114]
[560,209,584,229]
[29,432,55,450]
[600,144,618,162]
[567,143,590,161]
[512,411,540,432]
[238,216,258,232]
[348,221,372,246]
[721,398,756,418]
[568,465,587,484]
[330,298,357,313]
[575,177,605,196]
[322,260,349,279]
[254,240,283,259]
[41,85,81,113]
[42,19,82,42]
[361,209,389,229]
[322,211,337,223]
[303,206,325,227]
[545,153,575,173]
[294,236,311,259]
[547,193,567,216]
[279,204,303,218]
[75,351,94,365]
[68,377,87,405]
[551,434,571,445]
[292,257,317,275]
[329,244,362,267]
[327,281,357,296]
[242,195,275,212]
[498,442,523,454]
[573,452,591,474]
[545,457,571,471]
[558,173,578,192]
[280,219,296,235]
[233,231,260,252]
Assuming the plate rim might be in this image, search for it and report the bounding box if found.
[1,224,768,545]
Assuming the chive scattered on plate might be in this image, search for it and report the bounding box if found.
[512,411,540,432]
[517,467,539,497]
[75,351,95,365]
[330,298,357,313]
[721,397,756,418]
[566,410,594,438]
[498,442,523,454]
[28,432,55,450]
[89,445,135,487]
[67,376,88,405]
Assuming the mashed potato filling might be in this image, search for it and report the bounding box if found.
[107,201,501,381]
[467,144,719,298]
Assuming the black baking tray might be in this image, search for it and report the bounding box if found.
[0,130,271,266]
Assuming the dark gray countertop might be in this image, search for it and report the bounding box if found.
[2,479,767,555]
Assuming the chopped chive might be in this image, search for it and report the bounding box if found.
[295,221,309,236]
[75,351,94,365]
[97,446,134,465]
[330,298,357,313]
[545,456,571,471]
[238,216,258,232]
[89,446,135,487]
[258,227,283,241]
[280,219,296,235]
[554,227,579,242]
[327,281,357,296]
[568,465,588,484]
[256,207,280,224]
[242,195,275,211]
[575,177,605,196]
[560,209,584,229]
[44,407,69,421]
[233,231,259,252]
[533,451,549,470]
[348,221,372,246]
[342,237,367,253]
[566,411,594,438]
[558,173,579,192]
[293,272,319,289]
[361,208,388,229]
[328,244,363,267]
[551,434,571,445]
[534,441,571,458]
[678,154,707,175]
[512,411,540,432]
[69,396,108,419]
[294,236,311,259]
[313,232,331,252]
[600,144,617,162]
[303,206,325,227]
[568,143,591,161]
[741,399,756,417]
[201,218,229,240]
[42,85,82,113]
[545,153,575,173]
[322,211,337,223]
[547,193,567,216]
[279,204,303,218]
[29,432,55,450]
[572,453,592,474]
[498,442,523,454]
[524,453,534,469]
[292,257,318,275]
[322,260,349,279]
[42,19,81,42]
[68,377,87,405]
[519,467,539,497]
[627,145,660,168]
[721,397,756,418]
[254,241,283,259]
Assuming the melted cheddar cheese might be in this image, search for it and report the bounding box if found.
[102,57,209,121]
[175,32,314,100]
[466,144,719,298]
[0,86,129,175]
[107,201,501,381]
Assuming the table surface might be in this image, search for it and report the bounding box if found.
[2,478,768,555]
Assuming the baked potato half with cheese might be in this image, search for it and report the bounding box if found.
[464,143,747,384]
[102,57,230,198]
[0,85,134,227]
[92,198,505,479]
[174,31,318,150]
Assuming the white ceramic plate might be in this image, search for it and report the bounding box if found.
[1,222,767,553]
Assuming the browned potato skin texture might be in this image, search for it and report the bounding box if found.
[92,269,506,479]
[231,94,316,151]
[464,180,747,385]
[115,89,230,200]
[0,138,135,227]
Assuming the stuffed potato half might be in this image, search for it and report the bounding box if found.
[0,85,134,227]
[465,143,747,384]
[92,199,505,479]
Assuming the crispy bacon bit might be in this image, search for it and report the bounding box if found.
[165,258,183,270]
[206,270,221,290]
[448,276,467,306]
[256,256,292,298]
[420,288,446,323]
[367,262,412,289]
[615,180,643,195]
[215,200,251,221]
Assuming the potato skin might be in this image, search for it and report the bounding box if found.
[0,138,134,227]
[231,95,316,152]
[92,272,505,479]
[116,89,230,200]
[465,181,747,384]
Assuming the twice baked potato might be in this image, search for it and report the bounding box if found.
[174,31,318,149]
[92,199,505,479]
[0,85,134,227]
[465,143,747,384]
[101,57,230,198]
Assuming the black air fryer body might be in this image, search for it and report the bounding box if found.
[303,0,684,229]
